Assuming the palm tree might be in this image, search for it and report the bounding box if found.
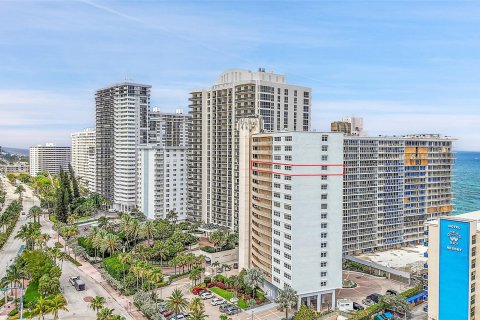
[28,205,43,223]
[96,307,114,320]
[189,306,208,320]
[275,284,298,320]
[380,294,409,319]
[166,210,178,224]
[97,216,109,228]
[208,231,226,251]
[89,295,106,313]
[189,268,202,286]
[150,268,164,303]
[153,241,168,266]
[189,297,204,313]
[117,253,133,285]
[142,220,156,245]
[103,233,120,256]
[31,296,51,320]
[244,268,265,299]
[15,184,26,198]
[47,294,69,320]
[166,288,189,319]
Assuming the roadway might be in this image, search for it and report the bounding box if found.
[0,177,134,319]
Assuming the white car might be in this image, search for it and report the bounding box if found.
[229,297,239,304]
[211,298,226,306]
[200,291,213,300]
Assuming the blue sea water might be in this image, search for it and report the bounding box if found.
[453,151,480,214]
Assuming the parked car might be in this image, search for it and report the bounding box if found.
[192,287,206,295]
[200,291,213,299]
[159,305,168,313]
[226,306,241,315]
[176,314,186,320]
[162,311,173,317]
[166,313,177,320]
[21,212,26,216]
[211,298,226,306]
[366,293,382,304]
[353,302,364,311]
[69,276,85,291]
[220,304,234,312]
[386,289,398,295]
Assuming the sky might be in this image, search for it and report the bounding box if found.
[0,0,479,150]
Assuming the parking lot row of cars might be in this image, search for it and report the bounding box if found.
[193,288,241,315]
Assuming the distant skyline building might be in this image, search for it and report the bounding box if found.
[331,116,366,136]
[71,128,96,192]
[137,109,190,220]
[238,127,344,311]
[425,211,480,320]
[29,143,71,176]
[188,68,311,229]
[95,82,151,211]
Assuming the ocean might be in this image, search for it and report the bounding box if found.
[453,151,480,214]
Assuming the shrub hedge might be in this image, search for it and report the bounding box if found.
[102,256,129,281]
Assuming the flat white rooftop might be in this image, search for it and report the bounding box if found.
[426,211,480,230]
[355,245,427,273]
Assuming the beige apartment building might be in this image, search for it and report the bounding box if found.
[187,68,311,229]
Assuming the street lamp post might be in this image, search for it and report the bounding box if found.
[1,286,24,320]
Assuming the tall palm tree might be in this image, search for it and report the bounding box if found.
[153,241,168,266]
[142,220,156,245]
[47,294,69,320]
[117,253,133,285]
[14,184,26,199]
[89,296,106,313]
[244,268,265,299]
[151,268,164,303]
[166,288,189,319]
[31,296,51,320]
[103,233,120,256]
[274,284,298,320]
[189,297,207,320]
[28,205,42,224]
[189,268,202,286]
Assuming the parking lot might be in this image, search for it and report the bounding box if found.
[337,271,412,308]
[157,277,283,320]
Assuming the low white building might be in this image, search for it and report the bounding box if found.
[29,143,71,176]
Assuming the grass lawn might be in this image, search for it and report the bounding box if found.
[66,254,82,266]
[49,214,58,223]
[24,281,40,305]
[209,287,248,309]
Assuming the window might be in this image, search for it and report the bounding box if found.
[274,202,280,207]
[321,242,327,248]
[284,253,291,260]
[321,204,328,209]
[274,137,281,141]
[274,183,281,188]
[274,174,281,179]
[321,135,328,142]
[285,184,291,190]
[274,220,280,226]
[322,145,328,151]
[285,233,291,240]
[274,267,280,274]
[321,166,327,170]
[321,194,328,200]
[284,273,291,280]
[285,176,292,181]
[284,146,293,152]
[321,271,327,277]
[284,214,291,220]
[285,195,291,200]
[284,243,291,250]
[321,262,327,267]
[321,223,328,228]
[274,146,281,151]
[274,258,280,264]
[274,239,280,245]
[285,155,292,161]
[284,263,291,270]
[321,281,327,287]
[285,136,292,141]
[321,184,328,190]
[274,164,281,170]
[284,204,291,210]
[321,213,327,219]
[322,155,328,161]
[274,192,280,198]
[274,211,281,217]
[274,155,281,160]
[274,277,280,283]
[284,166,292,171]
[285,224,292,230]
[321,176,328,180]
[321,232,327,238]
[274,230,280,236]
[274,248,280,254]
[321,252,327,258]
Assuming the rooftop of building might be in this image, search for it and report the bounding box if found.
[355,245,427,273]
[426,210,480,230]
[96,81,152,92]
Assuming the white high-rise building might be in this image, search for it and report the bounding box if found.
[238,126,344,311]
[137,110,191,220]
[95,82,151,211]
[71,128,96,192]
[29,143,71,176]
[188,68,311,229]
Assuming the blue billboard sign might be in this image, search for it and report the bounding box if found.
[439,219,471,320]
